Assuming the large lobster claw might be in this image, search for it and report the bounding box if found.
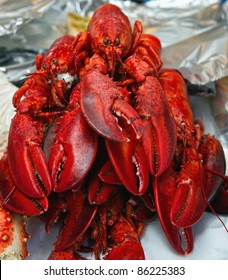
[80,68,144,142]
[48,103,98,192]
[170,160,206,228]
[0,152,48,216]
[135,76,177,176]
[7,113,52,199]
[153,165,193,255]
[105,118,149,195]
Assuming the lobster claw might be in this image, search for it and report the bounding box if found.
[105,118,149,195]
[135,76,177,176]
[80,68,144,142]
[170,160,206,228]
[104,215,145,260]
[48,104,98,192]
[54,189,98,250]
[199,134,227,213]
[87,171,120,205]
[198,134,226,200]
[153,165,193,255]
[7,113,52,199]
[0,152,48,216]
[98,160,122,185]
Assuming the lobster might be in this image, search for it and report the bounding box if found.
[35,32,90,106]
[0,3,227,260]
[159,69,226,228]
[80,4,145,143]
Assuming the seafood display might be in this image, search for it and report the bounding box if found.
[0,3,227,260]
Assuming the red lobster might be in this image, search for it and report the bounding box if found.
[159,69,226,228]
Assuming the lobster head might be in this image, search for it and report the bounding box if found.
[36,35,79,76]
[88,4,133,73]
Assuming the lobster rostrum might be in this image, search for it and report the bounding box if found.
[0,3,227,260]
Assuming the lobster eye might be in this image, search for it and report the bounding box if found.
[51,58,57,65]
[115,37,120,46]
[103,38,110,45]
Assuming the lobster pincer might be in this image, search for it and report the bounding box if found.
[0,152,48,216]
[153,165,193,255]
[80,68,144,142]
[105,118,149,195]
[7,113,52,199]
[48,84,98,192]
[135,76,177,176]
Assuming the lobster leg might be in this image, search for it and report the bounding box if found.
[80,68,144,142]
[153,166,193,254]
[135,76,177,176]
[7,113,52,199]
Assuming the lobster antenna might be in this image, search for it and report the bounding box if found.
[203,170,228,233]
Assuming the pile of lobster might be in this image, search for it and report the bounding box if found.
[0,4,227,260]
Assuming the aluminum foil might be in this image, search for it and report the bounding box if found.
[67,0,228,84]
[0,0,227,84]
[0,0,56,36]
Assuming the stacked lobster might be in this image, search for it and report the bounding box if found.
[0,4,227,260]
